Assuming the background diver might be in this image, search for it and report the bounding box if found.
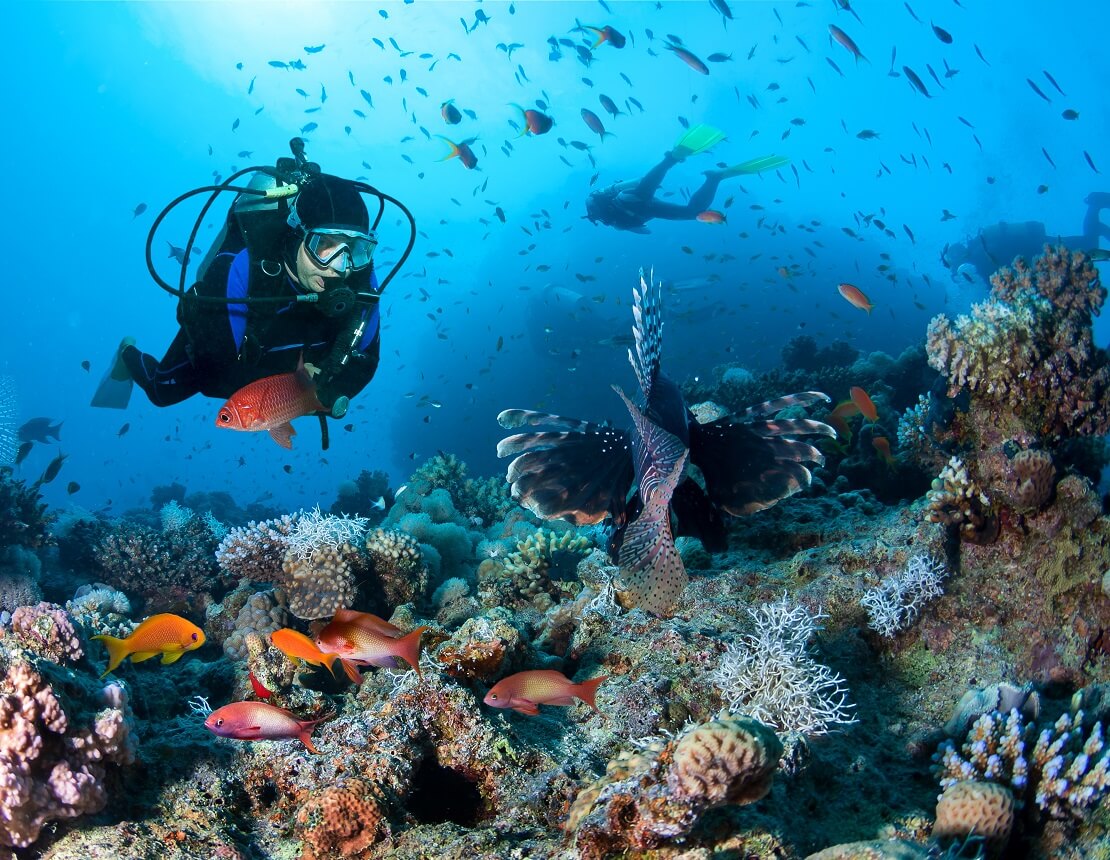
[584,124,789,234]
[943,191,1110,283]
[95,146,415,422]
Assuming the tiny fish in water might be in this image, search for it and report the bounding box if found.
[828,24,866,63]
[931,22,952,43]
[837,283,873,313]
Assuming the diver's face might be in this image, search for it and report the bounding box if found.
[290,241,348,292]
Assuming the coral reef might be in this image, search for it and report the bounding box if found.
[295,777,387,859]
[479,528,592,612]
[567,716,783,858]
[932,780,1015,853]
[91,515,225,617]
[280,542,361,621]
[0,467,52,550]
[221,589,288,661]
[924,456,998,543]
[363,527,428,610]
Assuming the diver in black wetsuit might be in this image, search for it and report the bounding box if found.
[98,157,414,421]
[584,124,789,234]
[944,191,1110,283]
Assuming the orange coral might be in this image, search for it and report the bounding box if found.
[295,778,386,860]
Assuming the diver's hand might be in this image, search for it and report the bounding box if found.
[314,383,350,419]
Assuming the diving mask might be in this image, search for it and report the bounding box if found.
[305,228,378,273]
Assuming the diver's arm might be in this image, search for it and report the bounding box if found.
[315,331,380,411]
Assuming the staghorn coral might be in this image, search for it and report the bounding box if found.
[363,527,428,609]
[933,780,1015,854]
[0,650,136,848]
[924,456,997,544]
[568,716,783,857]
[926,245,1110,442]
[934,703,1110,821]
[295,777,387,859]
[10,603,84,664]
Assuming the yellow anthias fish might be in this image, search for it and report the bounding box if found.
[92,613,206,677]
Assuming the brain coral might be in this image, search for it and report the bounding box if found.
[667,715,783,808]
[933,780,1015,851]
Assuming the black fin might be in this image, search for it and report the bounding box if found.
[670,477,727,552]
[498,412,634,526]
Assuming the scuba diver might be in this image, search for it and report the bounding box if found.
[93,139,415,425]
[584,124,789,234]
[943,191,1110,283]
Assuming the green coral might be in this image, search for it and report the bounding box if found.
[478,528,593,611]
[408,454,514,526]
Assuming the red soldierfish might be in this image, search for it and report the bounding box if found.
[204,701,326,753]
[483,669,607,716]
[829,24,866,64]
[438,135,478,169]
[665,43,709,75]
[215,358,323,449]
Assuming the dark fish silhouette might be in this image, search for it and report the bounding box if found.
[497,271,833,616]
[18,418,62,444]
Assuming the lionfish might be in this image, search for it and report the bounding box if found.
[496,270,834,617]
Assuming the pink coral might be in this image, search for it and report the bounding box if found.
[0,655,135,848]
[11,602,83,664]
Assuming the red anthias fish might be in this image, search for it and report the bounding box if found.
[205,701,327,753]
[512,103,553,136]
[438,135,478,169]
[484,669,607,716]
[215,358,323,449]
[315,611,427,684]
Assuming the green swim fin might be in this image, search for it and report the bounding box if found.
[713,154,791,177]
[670,124,727,161]
[91,337,136,409]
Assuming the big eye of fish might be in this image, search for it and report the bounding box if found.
[218,412,231,423]
[489,693,498,700]
[191,633,198,641]
[215,718,223,726]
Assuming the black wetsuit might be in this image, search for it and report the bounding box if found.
[587,151,728,233]
[124,246,380,408]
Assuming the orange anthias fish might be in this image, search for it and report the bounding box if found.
[483,669,608,716]
[270,628,340,675]
[579,23,626,49]
[215,357,323,449]
[849,386,879,422]
[438,135,478,169]
[511,103,553,136]
[92,613,205,678]
[205,701,327,753]
[315,615,427,684]
[696,210,726,224]
[872,436,897,466]
[837,283,874,314]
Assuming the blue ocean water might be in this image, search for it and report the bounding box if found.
[6,0,1107,515]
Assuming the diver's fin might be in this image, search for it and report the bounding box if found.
[670,124,727,161]
[711,154,791,177]
[90,337,136,409]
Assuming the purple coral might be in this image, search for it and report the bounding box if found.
[10,603,84,664]
[0,656,135,848]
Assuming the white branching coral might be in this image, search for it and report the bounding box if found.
[285,506,369,563]
[714,596,856,737]
[862,554,948,638]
